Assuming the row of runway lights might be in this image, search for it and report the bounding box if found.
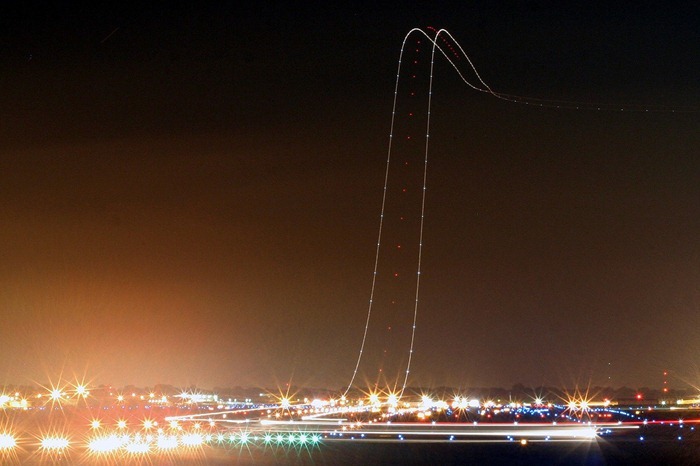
[0,430,322,456]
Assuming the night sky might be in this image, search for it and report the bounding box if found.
[1,3,699,391]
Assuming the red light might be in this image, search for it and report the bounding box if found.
[636,394,643,400]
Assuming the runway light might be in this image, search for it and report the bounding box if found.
[88,435,121,454]
[125,441,150,454]
[41,436,69,451]
[75,384,88,397]
[0,433,17,450]
[181,433,203,446]
[157,435,178,450]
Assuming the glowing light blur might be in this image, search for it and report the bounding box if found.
[0,433,17,450]
[387,393,399,407]
[40,436,69,451]
[157,434,178,450]
[49,389,62,401]
[87,435,121,454]
[181,433,203,447]
[125,440,150,454]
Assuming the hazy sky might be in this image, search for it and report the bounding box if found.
[1,3,699,391]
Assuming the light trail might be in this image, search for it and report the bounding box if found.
[343,26,699,401]
[423,27,699,112]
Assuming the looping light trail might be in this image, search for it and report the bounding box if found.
[343,26,698,399]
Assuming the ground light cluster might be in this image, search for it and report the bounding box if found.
[3,385,700,464]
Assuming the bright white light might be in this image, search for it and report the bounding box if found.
[0,433,17,450]
[41,436,69,451]
[125,441,150,454]
[435,400,449,410]
[280,397,291,409]
[311,399,325,408]
[181,433,203,446]
[88,435,121,454]
[157,435,178,450]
